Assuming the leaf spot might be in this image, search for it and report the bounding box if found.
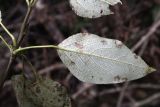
[69,61,75,66]
[82,32,89,36]
[75,42,84,49]
[101,40,107,45]
[134,54,138,59]
[100,10,103,14]
[115,40,123,48]
[114,75,121,81]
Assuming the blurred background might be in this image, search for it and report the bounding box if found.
[0,0,160,107]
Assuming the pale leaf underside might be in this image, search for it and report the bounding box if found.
[58,33,155,84]
[69,0,122,18]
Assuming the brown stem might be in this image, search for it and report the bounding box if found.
[0,0,37,92]
[16,6,32,48]
[0,55,14,91]
[17,0,38,47]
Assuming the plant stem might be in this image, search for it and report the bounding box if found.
[0,22,16,47]
[26,0,30,6]
[0,0,37,91]
[0,35,12,52]
[0,55,13,90]
[16,6,32,48]
[13,45,156,72]
[22,55,39,80]
[17,0,38,47]
[14,45,62,54]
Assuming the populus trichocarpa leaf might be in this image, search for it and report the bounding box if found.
[69,0,122,18]
[57,33,155,84]
[12,74,71,107]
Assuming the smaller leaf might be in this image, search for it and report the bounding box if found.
[12,74,71,107]
[12,75,35,107]
[69,0,122,18]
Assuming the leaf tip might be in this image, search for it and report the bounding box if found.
[146,67,156,74]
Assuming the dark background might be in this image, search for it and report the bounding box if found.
[0,0,160,107]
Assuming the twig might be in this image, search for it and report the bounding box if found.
[134,93,160,107]
[0,55,13,91]
[22,55,38,80]
[138,39,149,56]
[0,22,16,47]
[0,35,12,52]
[3,63,66,87]
[39,63,66,74]
[16,6,32,47]
[16,0,38,48]
[99,83,160,96]
[0,0,38,92]
[99,87,121,95]
[125,93,137,106]
[72,83,94,99]
[64,73,72,86]
[132,19,160,51]
[116,82,129,107]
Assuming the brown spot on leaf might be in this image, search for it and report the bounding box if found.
[100,10,103,14]
[114,75,121,81]
[115,40,123,48]
[75,42,84,49]
[134,54,138,59]
[82,32,88,36]
[101,40,107,45]
[69,61,75,66]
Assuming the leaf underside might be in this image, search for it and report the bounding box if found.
[57,33,155,84]
[69,0,122,18]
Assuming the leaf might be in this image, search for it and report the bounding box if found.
[12,75,35,107]
[12,74,71,107]
[57,33,155,84]
[69,0,122,18]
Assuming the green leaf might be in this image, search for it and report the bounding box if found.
[12,74,71,107]
[57,33,156,84]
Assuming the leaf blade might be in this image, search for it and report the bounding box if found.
[69,0,122,18]
[57,33,155,84]
[12,75,71,107]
